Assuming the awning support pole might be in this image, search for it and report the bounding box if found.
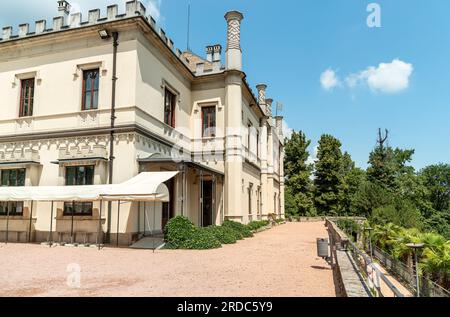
[213,175,216,225]
[28,201,34,243]
[116,200,120,248]
[70,201,75,244]
[222,176,225,223]
[48,201,54,247]
[153,194,156,252]
[97,200,103,250]
[152,198,156,237]
[184,165,188,217]
[143,202,146,237]
[200,169,204,227]
[5,204,10,244]
[181,164,186,217]
[137,201,141,236]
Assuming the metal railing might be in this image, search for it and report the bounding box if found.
[371,245,450,297]
[345,239,405,297]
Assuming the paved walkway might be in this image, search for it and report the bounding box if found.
[0,222,336,297]
[374,262,413,297]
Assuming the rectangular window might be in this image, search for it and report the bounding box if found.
[82,69,99,110]
[201,106,216,138]
[247,122,253,149]
[64,165,94,216]
[164,88,176,127]
[19,78,35,117]
[0,169,25,216]
[256,131,260,158]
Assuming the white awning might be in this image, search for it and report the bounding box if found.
[0,172,178,202]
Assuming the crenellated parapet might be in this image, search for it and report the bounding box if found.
[0,1,191,67]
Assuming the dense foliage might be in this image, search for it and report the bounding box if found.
[284,131,316,216]
[164,217,279,250]
[222,220,254,238]
[203,225,237,245]
[314,135,344,215]
[247,220,270,231]
[284,130,450,239]
[284,129,450,289]
[164,216,221,249]
[371,223,450,289]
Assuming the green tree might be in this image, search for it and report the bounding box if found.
[340,167,366,216]
[284,131,315,216]
[314,134,343,215]
[367,145,415,190]
[350,181,392,217]
[371,196,423,229]
[420,164,450,212]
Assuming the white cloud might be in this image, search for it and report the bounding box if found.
[346,59,413,93]
[320,68,341,91]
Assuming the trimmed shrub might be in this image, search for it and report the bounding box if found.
[204,225,237,244]
[164,216,221,250]
[164,216,197,249]
[223,220,254,238]
[275,218,285,224]
[247,220,270,231]
[184,228,222,250]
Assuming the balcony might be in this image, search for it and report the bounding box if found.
[244,146,260,167]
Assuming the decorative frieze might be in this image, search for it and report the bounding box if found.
[0,148,40,164]
[58,144,107,161]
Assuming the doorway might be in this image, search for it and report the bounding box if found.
[162,178,175,230]
[202,180,214,227]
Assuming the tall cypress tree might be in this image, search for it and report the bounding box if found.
[314,134,343,215]
[284,131,315,216]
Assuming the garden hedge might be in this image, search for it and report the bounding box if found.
[223,220,254,238]
[164,216,221,249]
[204,225,237,244]
[247,220,270,231]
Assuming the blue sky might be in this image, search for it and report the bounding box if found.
[1,0,449,170]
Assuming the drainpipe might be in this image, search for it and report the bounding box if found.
[107,31,119,243]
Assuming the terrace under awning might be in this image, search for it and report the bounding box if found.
[0,171,178,202]
[0,172,178,249]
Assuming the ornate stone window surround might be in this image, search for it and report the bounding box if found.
[196,101,220,140]
[161,79,181,105]
[73,61,107,112]
[13,71,40,120]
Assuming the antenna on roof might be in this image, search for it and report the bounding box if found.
[276,102,284,116]
[186,3,191,51]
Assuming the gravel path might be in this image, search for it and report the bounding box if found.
[0,222,336,297]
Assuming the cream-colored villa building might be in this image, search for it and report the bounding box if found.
[0,1,285,246]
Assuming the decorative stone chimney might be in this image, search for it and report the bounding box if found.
[265,98,273,117]
[57,0,71,23]
[275,116,284,137]
[213,44,222,62]
[224,11,244,71]
[206,45,214,62]
[256,84,267,108]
